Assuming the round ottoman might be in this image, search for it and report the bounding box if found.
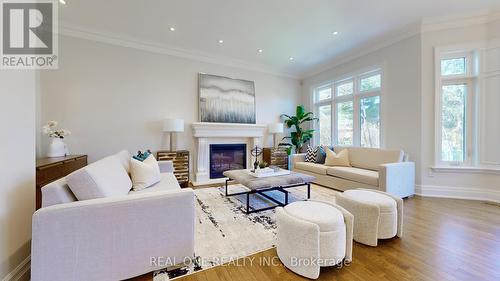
[276,200,353,279]
[336,189,403,246]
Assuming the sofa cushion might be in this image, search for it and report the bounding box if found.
[284,201,344,232]
[295,162,328,175]
[335,147,403,171]
[327,166,379,186]
[342,189,396,213]
[66,155,132,201]
[324,146,351,167]
[130,155,161,191]
[129,173,181,195]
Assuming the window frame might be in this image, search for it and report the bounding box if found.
[312,67,383,148]
[434,48,477,167]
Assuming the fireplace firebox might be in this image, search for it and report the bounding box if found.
[209,144,247,179]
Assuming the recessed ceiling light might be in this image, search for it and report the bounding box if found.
[169,27,175,32]
[289,57,295,61]
[257,49,263,53]
[218,39,224,44]
[59,0,66,4]
[332,31,339,35]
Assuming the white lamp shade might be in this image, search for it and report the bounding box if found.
[268,123,284,134]
[163,118,184,132]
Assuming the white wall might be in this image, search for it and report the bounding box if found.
[39,36,301,169]
[302,18,500,202]
[301,35,422,183]
[0,70,36,280]
[419,19,500,201]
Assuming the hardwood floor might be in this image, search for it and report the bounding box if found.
[130,195,500,281]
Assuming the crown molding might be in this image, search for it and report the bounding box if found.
[300,10,500,79]
[301,23,421,79]
[57,10,500,81]
[421,10,500,33]
[57,22,300,80]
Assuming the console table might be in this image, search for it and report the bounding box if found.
[157,150,190,188]
[36,155,87,209]
[263,147,289,170]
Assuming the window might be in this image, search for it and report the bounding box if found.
[336,101,353,145]
[318,104,332,145]
[360,95,380,148]
[441,57,466,76]
[441,85,466,162]
[435,50,476,166]
[313,69,382,148]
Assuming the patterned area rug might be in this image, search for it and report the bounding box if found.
[153,184,338,280]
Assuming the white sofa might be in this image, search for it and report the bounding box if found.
[31,151,195,281]
[291,147,415,198]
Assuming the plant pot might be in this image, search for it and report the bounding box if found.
[47,138,68,157]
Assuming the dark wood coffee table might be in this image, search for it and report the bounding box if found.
[223,169,315,214]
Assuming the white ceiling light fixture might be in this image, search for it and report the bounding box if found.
[59,0,66,4]
[332,31,339,35]
[257,49,263,53]
[218,39,224,44]
[289,57,295,61]
[169,27,175,32]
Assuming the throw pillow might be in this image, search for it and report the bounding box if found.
[130,154,161,191]
[315,145,332,164]
[324,146,351,167]
[66,156,132,201]
[304,145,317,162]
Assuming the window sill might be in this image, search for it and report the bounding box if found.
[431,166,500,175]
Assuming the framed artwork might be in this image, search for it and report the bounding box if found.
[199,73,256,124]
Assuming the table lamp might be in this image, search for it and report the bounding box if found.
[268,123,284,148]
[163,118,184,151]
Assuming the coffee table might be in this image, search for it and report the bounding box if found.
[223,169,315,214]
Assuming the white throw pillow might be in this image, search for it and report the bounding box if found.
[324,146,351,167]
[66,156,132,201]
[130,155,161,191]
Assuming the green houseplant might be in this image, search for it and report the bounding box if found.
[280,105,318,155]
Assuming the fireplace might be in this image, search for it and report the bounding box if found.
[209,144,247,179]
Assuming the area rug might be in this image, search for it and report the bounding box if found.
[153,184,338,280]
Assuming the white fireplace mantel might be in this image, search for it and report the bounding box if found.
[191,122,268,186]
[192,122,267,138]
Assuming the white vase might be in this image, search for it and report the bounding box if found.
[47,138,68,157]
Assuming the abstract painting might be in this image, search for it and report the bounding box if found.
[199,73,256,124]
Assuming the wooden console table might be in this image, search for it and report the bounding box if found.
[36,155,87,209]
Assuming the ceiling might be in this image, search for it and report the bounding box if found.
[58,0,500,78]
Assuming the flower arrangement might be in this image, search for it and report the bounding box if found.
[42,121,71,139]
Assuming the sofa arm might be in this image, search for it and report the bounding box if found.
[31,189,195,281]
[290,153,306,170]
[158,160,174,173]
[379,162,415,198]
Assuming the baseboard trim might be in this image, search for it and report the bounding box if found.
[416,184,500,203]
[1,256,30,281]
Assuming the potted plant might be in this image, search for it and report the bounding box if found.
[43,121,71,157]
[280,105,318,155]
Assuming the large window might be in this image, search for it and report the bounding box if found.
[435,50,476,166]
[313,69,382,148]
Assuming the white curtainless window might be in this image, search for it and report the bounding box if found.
[313,68,382,148]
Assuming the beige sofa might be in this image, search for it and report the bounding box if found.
[291,147,415,198]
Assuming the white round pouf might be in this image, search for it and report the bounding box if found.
[276,200,353,280]
[336,189,403,246]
